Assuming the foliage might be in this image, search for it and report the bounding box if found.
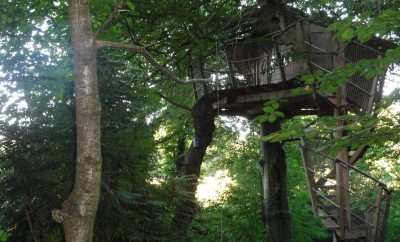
[0,229,8,242]
[187,123,328,242]
[256,99,285,124]
[1,0,400,241]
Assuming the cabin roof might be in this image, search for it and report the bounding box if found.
[225,4,396,52]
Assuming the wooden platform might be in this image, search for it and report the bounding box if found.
[199,83,334,118]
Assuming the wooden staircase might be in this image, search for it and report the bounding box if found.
[300,139,391,242]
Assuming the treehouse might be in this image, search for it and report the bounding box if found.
[197,20,392,117]
[192,12,394,242]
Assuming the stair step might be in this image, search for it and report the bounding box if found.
[327,173,336,179]
[321,184,336,189]
[321,217,340,230]
[344,227,367,239]
[326,194,336,198]
[316,195,337,205]
[318,207,340,230]
[319,213,337,219]
[319,205,338,215]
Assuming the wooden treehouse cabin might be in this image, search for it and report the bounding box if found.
[192,14,394,242]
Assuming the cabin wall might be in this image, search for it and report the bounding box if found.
[308,24,337,71]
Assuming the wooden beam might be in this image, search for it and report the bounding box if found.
[334,40,351,239]
[235,89,300,104]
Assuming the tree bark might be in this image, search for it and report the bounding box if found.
[53,1,102,241]
[175,135,187,176]
[260,121,291,242]
[173,96,216,239]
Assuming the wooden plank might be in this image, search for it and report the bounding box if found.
[344,227,367,239]
[235,89,303,104]
[318,208,340,230]
[322,218,341,230]
[323,184,336,189]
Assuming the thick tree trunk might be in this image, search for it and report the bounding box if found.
[53,1,102,241]
[260,121,291,242]
[173,96,216,239]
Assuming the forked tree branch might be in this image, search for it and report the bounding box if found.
[96,40,210,85]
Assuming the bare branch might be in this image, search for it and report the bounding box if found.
[157,92,192,112]
[96,40,210,85]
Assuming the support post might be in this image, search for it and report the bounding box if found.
[335,87,351,240]
[300,139,318,216]
[334,39,351,241]
[260,121,291,242]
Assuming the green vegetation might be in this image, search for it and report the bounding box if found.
[0,0,399,241]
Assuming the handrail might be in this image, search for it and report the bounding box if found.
[352,41,385,56]
[304,41,354,63]
[301,143,390,193]
[308,61,374,97]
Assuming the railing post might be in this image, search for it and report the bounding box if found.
[373,188,391,242]
[274,43,287,83]
[335,148,351,238]
[334,96,351,239]
[300,139,318,216]
[333,39,352,240]
[372,187,383,242]
[380,192,391,242]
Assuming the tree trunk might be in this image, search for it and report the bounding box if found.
[175,135,187,176]
[53,1,102,241]
[260,121,291,242]
[173,96,216,239]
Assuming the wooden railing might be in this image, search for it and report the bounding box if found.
[196,39,384,116]
[305,40,384,114]
[300,138,391,241]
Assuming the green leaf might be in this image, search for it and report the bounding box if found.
[126,1,135,11]
[341,28,354,41]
